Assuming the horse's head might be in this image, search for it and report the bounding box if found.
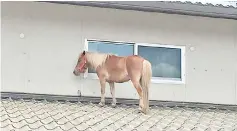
[73,50,88,76]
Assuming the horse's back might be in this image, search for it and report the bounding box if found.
[101,54,145,83]
[126,55,144,68]
[109,55,144,69]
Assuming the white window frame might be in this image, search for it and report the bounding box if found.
[136,43,186,84]
[83,39,186,84]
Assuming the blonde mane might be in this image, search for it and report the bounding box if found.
[85,52,112,70]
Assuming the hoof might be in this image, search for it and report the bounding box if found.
[136,110,142,114]
[99,102,105,107]
[111,103,116,108]
[139,105,142,111]
[138,106,148,115]
[141,108,149,115]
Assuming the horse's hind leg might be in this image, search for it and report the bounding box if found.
[99,79,106,107]
[109,82,116,107]
[131,80,144,112]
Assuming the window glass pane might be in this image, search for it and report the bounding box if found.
[88,40,134,73]
[138,45,182,79]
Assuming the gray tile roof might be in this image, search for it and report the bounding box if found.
[47,1,237,20]
[1,98,237,131]
[163,1,237,9]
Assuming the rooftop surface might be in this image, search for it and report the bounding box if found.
[1,98,237,131]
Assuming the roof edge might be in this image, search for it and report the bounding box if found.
[1,91,237,111]
[43,1,237,20]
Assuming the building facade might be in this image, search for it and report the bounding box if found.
[1,1,237,105]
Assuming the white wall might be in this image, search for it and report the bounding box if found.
[1,2,237,105]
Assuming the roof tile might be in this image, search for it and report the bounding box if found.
[1,98,237,131]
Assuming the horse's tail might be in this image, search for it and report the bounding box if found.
[140,59,152,114]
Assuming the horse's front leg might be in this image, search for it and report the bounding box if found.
[109,82,116,107]
[99,79,106,107]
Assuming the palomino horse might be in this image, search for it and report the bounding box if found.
[73,51,152,114]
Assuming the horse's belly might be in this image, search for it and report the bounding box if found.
[107,74,130,83]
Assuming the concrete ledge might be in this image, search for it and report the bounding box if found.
[1,91,237,111]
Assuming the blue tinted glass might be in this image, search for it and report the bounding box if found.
[88,41,134,73]
[138,45,181,79]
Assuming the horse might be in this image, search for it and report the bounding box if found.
[73,50,152,114]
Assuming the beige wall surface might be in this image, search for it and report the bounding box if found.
[1,2,237,105]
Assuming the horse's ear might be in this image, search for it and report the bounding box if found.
[82,50,85,55]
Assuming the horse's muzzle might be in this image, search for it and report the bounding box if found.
[73,70,79,76]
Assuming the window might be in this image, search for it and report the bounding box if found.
[84,39,185,84]
[85,39,134,78]
[137,43,185,84]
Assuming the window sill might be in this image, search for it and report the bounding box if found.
[151,79,185,84]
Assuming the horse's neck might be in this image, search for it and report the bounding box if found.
[86,52,109,70]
